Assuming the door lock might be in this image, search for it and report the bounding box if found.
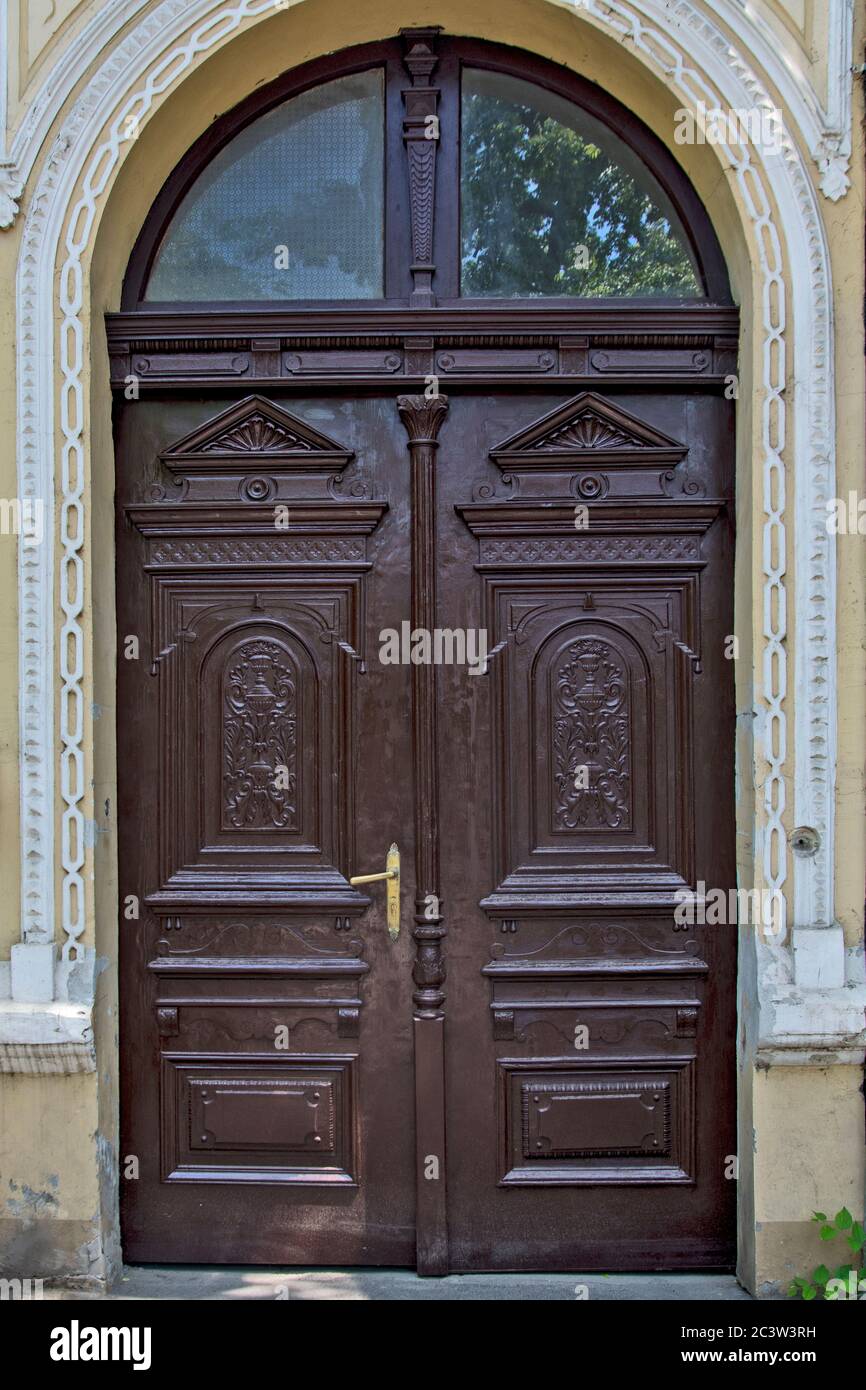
[350,843,400,940]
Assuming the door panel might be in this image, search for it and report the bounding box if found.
[439,388,736,1270]
[117,394,417,1264]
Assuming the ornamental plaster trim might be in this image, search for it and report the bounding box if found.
[7,1,842,1064]
[728,0,855,199]
[0,0,151,227]
[0,0,855,226]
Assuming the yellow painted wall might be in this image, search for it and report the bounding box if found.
[753,1067,866,1294]
[0,1074,104,1278]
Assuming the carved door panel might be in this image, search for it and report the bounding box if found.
[440,388,736,1270]
[117,394,418,1264]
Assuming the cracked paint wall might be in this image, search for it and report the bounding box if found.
[0,1075,104,1281]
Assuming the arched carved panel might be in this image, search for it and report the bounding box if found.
[457,388,717,911]
[473,583,696,909]
[124,398,387,911]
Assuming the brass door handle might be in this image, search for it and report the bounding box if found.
[350,843,400,940]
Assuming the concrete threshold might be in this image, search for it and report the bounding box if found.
[46,1267,753,1301]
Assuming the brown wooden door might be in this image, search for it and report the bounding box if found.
[438,387,736,1271]
[113,31,737,1273]
[117,393,420,1264]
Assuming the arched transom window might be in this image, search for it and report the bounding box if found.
[127,38,728,308]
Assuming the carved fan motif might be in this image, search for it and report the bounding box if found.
[222,640,299,830]
[553,639,631,830]
[529,409,644,452]
[201,413,316,453]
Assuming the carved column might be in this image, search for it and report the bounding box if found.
[396,391,449,1275]
[400,27,441,308]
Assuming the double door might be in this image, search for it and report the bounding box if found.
[117,380,735,1270]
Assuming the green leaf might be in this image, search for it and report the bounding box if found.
[812,1212,827,1223]
[812,1265,831,1285]
[820,1225,836,1240]
[834,1207,853,1230]
[802,1284,817,1300]
[849,1222,865,1248]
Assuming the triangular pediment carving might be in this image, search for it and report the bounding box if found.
[162,395,354,468]
[490,392,686,469]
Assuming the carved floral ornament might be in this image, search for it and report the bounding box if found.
[223,640,298,832]
[553,640,631,833]
[8,0,851,1064]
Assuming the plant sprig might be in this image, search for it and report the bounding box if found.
[788,1209,865,1300]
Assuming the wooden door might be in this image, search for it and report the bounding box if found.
[438,387,736,1271]
[117,393,419,1264]
[112,31,738,1273]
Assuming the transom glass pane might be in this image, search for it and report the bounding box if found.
[460,69,701,298]
[145,70,385,301]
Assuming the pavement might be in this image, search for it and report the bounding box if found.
[45,1267,754,1300]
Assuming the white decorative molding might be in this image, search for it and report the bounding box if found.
[0,0,153,229]
[0,1000,95,1073]
[7,0,845,1071]
[14,0,235,960]
[729,0,855,199]
[0,169,22,226]
[759,944,866,1065]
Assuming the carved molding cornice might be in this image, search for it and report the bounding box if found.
[103,318,740,390]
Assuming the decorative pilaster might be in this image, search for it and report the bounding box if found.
[396,391,449,1275]
[400,28,442,308]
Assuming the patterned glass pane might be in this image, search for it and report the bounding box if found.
[460,69,701,298]
[146,71,384,300]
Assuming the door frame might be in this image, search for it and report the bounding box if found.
[110,31,738,1272]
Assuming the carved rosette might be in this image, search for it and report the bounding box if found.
[200,412,317,453]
